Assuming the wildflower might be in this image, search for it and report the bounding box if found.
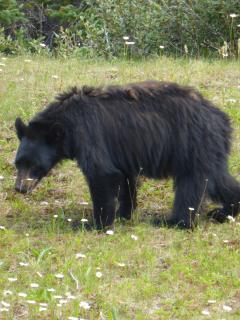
[230,13,238,18]
[67,218,72,222]
[223,239,229,243]
[79,301,91,310]
[227,215,235,222]
[53,214,58,218]
[123,36,129,40]
[55,273,64,279]
[207,300,216,304]
[81,218,88,222]
[59,299,68,304]
[8,277,17,282]
[66,294,76,300]
[25,233,29,237]
[106,230,114,235]
[26,300,36,304]
[39,43,46,48]
[96,271,103,278]
[30,283,39,288]
[39,303,48,307]
[47,288,56,292]
[39,307,47,311]
[201,309,210,316]
[125,41,135,45]
[0,226,6,230]
[1,301,10,308]
[159,45,165,49]
[227,98,236,103]
[52,75,59,79]
[37,272,43,278]
[0,175,4,180]
[3,290,12,296]
[18,292,27,298]
[40,201,48,206]
[189,207,194,211]
[223,305,232,312]
[131,234,138,241]
[116,262,126,267]
[19,262,29,267]
[76,252,86,259]
[100,311,106,320]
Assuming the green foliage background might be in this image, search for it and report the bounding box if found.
[0,0,240,57]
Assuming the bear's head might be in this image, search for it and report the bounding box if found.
[14,117,64,193]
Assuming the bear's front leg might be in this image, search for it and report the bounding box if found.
[87,174,121,229]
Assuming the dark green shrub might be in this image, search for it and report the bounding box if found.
[0,0,239,58]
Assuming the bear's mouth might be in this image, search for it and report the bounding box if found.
[15,174,40,194]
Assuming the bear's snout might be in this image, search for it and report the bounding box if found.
[15,172,38,194]
[15,182,28,194]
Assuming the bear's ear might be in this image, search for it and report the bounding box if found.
[48,123,65,144]
[15,117,26,140]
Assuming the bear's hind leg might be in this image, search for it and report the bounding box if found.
[117,176,137,220]
[167,174,206,229]
[207,173,240,223]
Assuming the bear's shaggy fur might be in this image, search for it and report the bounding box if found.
[15,81,240,229]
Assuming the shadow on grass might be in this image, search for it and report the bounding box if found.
[3,202,218,234]
[4,206,94,233]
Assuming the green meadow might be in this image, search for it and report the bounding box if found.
[0,56,240,319]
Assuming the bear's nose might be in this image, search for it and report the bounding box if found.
[15,182,28,193]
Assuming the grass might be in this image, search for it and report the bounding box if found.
[0,55,240,319]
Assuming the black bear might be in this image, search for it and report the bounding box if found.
[14,81,240,229]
